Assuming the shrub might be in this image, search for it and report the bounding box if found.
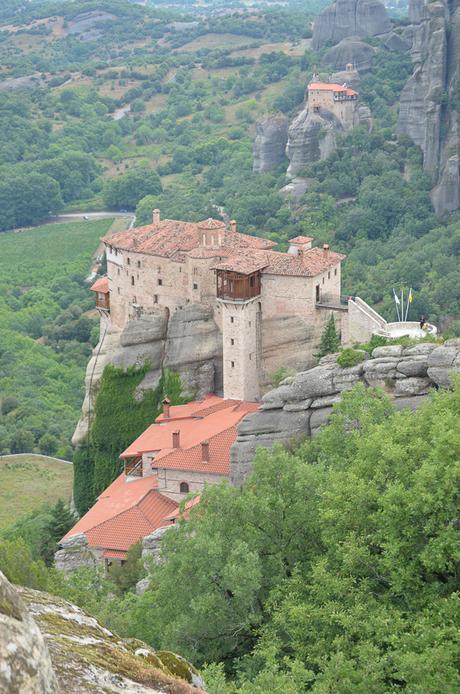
[337,348,366,368]
[270,367,296,388]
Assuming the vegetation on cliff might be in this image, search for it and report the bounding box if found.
[74,365,187,514]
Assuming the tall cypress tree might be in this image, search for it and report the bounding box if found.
[41,499,76,565]
[317,314,340,358]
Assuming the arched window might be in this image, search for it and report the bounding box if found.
[179,482,189,494]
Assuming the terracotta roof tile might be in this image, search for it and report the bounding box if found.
[102,549,128,559]
[164,495,201,522]
[61,474,177,552]
[309,82,358,96]
[90,277,109,293]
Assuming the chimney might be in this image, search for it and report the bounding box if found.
[162,397,170,418]
[229,220,237,233]
[323,244,330,253]
[201,440,209,462]
[153,208,160,224]
[172,430,180,448]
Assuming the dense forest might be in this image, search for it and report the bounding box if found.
[2,381,459,692]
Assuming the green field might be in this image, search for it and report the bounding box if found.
[0,455,73,531]
[0,219,113,457]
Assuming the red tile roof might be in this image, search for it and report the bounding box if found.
[61,473,177,552]
[164,495,201,523]
[90,276,109,293]
[122,397,259,476]
[289,236,313,245]
[103,218,275,259]
[103,217,344,278]
[309,82,358,97]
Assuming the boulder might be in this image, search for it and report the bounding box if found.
[396,355,429,377]
[142,526,173,564]
[253,113,289,172]
[427,341,460,387]
[120,312,168,347]
[394,376,432,396]
[54,533,97,573]
[372,345,405,358]
[312,0,391,50]
[0,571,58,694]
[310,406,334,434]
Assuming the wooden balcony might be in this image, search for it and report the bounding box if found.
[216,269,261,302]
[124,457,143,477]
[96,292,110,311]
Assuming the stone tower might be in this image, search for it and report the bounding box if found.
[220,297,261,402]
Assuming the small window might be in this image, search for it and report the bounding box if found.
[154,294,158,304]
[137,260,141,268]
[158,278,163,286]
[231,338,234,346]
[230,316,234,324]
[249,321,251,327]
[322,277,325,285]
[328,271,330,279]
[334,268,337,276]
[127,257,131,265]
[180,482,189,494]
[117,287,120,294]
[131,276,135,286]
[231,361,235,368]
[249,353,252,360]
[193,283,198,290]
[117,268,120,276]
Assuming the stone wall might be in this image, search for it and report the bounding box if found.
[230,339,460,485]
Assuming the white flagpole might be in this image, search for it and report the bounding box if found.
[405,289,411,321]
[393,289,400,321]
[401,288,404,323]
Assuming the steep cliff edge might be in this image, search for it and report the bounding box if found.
[0,570,206,693]
[72,306,222,447]
[252,113,289,172]
[230,340,460,484]
[312,0,391,50]
[397,0,460,214]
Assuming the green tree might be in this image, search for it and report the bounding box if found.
[103,167,162,211]
[316,313,340,358]
[39,499,76,565]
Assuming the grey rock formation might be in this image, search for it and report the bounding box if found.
[231,341,460,485]
[397,0,460,215]
[15,582,207,693]
[0,571,58,694]
[312,0,391,50]
[73,305,222,447]
[286,109,342,178]
[54,533,97,573]
[253,113,289,172]
[323,37,377,71]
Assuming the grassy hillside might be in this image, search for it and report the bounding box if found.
[0,455,73,531]
[0,218,113,457]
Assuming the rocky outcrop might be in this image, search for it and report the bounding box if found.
[286,109,343,177]
[253,114,289,172]
[73,305,222,447]
[312,0,391,51]
[9,579,207,693]
[54,533,97,573]
[0,570,58,693]
[323,37,377,71]
[397,0,460,215]
[230,339,460,485]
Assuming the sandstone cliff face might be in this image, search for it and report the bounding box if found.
[397,0,460,214]
[0,570,206,693]
[323,37,377,70]
[253,113,289,172]
[312,0,391,51]
[230,339,460,485]
[72,305,222,447]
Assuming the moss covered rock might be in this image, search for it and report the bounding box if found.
[17,584,207,693]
